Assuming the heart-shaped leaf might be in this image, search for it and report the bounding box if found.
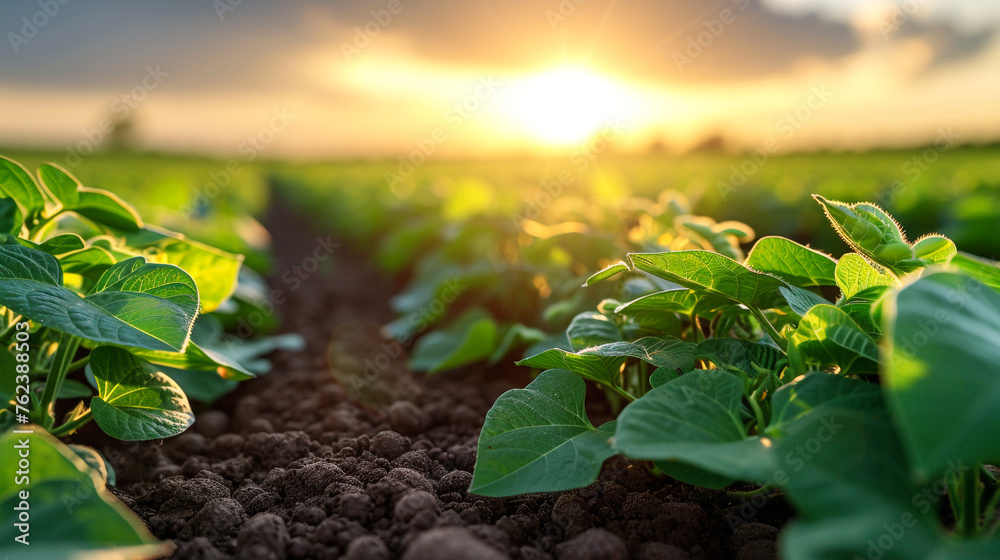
[746,236,837,288]
[614,369,776,485]
[0,245,199,352]
[884,272,1000,481]
[469,369,617,496]
[89,346,195,440]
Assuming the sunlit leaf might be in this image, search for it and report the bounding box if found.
[835,253,897,300]
[90,346,195,440]
[0,246,199,352]
[787,304,879,375]
[626,251,790,309]
[38,162,81,209]
[746,236,837,288]
[470,369,617,496]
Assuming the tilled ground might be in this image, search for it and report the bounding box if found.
[77,198,788,560]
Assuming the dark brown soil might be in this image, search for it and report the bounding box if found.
[77,195,790,560]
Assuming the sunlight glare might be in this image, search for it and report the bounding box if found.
[501,67,633,146]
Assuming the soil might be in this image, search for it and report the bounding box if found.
[72,194,792,560]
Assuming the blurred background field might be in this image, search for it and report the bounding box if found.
[5,143,998,372]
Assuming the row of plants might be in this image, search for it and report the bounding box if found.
[466,195,1000,558]
[273,146,1000,379]
[0,155,295,558]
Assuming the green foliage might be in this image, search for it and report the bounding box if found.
[0,430,165,559]
[472,192,1000,556]
[469,369,617,496]
[883,272,1000,482]
[0,154,296,557]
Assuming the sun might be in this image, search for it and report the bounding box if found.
[501,67,634,146]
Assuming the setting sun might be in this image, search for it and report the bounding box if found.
[500,67,635,146]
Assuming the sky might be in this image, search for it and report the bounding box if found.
[1,0,999,158]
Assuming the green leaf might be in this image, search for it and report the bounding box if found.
[129,340,256,381]
[676,218,743,260]
[567,312,621,351]
[585,261,629,286]
[745,236,837,288]
[72,187,143,232]
[489,324,546,364]
[0,155,45,218]
[67,444,114,486]
[0,429,164,559]
[813,195,921,274]
[614,369,776,485]
[36,233,86,256]
[766,372,883,438]
[835,253,898,300]
[884,272,1000,481]
[911,235,956,266]
[469,369,618,496]
[37,162,81,208]
[517,348,627,390]
[0,197,23,234]
[124,226,243,313]
[775,381,1000,560]
[89,346,195,440]
[779,285,831,317]
[787,304,879,375]
[583,337,698,372]
[614,289,730,324]
[0,246,199,352]
[58,246,117,277]
[695,338,785,374]
[949,252,1000,292]
[410,311,498,374]
[626,251,790,309]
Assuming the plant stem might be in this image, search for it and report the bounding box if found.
[35,332,81,429]
[0,313,24,342]
[66,356,90,373]
[749,307,787,352]
[50,409,93,437]
[690,310,704,342]
[727,484,775,499]
[962,464,982,536]
[747,393,767,434]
